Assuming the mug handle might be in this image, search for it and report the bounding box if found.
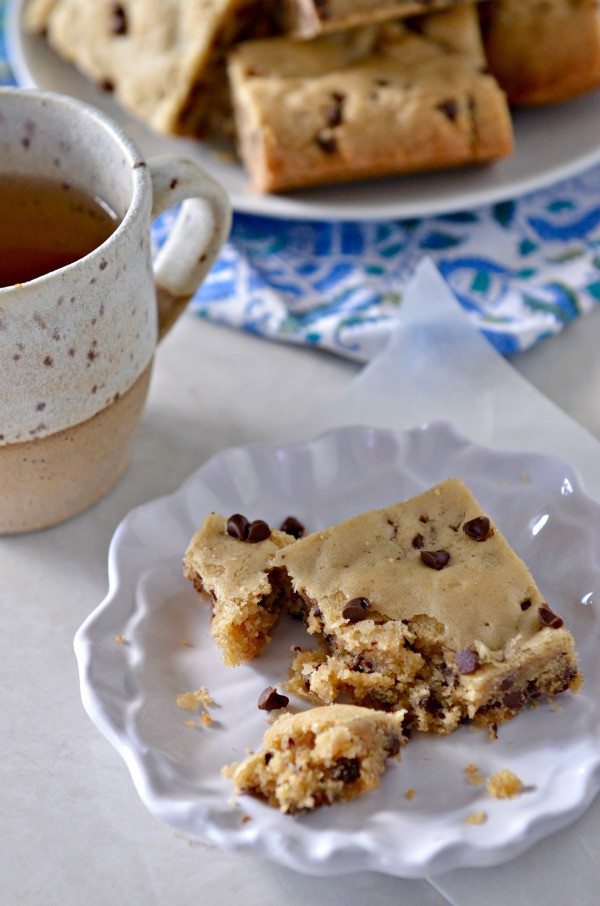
[148,156,232,340]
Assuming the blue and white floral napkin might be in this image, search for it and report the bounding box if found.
[3,7,600,362]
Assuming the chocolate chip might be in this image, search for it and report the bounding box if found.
[342,597,371,623]
[538,604,564,629]
[420,550,450,570]
[436,98,459,121]
[418,693,442,714]
[257,687,289,711]
[227,513,249,540]
[520,598,532,611]
[110,3,128,35]
[324,92,345,127]
[499,673,516,691]
[247,519,271,543]
[463,517,492,541]
[386,735,402,757]
[330,757,360,784]
[455,648,480,675]
[280,516,305,538]
[411,533,424,549]
[264,752,272,765]
[503,690,525,710]
[315,132,337,154]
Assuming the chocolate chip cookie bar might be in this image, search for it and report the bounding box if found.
[276,478,581,734]
[480,0,600,106]
[280,0,475,37]
[183,513,297,666]
[25,0,274,138]
[228,6,513,192]
[223,704,406,812]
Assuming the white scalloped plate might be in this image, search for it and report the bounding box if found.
[75,423,600,877]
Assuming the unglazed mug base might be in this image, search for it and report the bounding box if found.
[0,364,152,535]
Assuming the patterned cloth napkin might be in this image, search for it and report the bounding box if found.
[3,6,600,362]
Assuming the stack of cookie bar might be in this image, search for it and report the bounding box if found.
[26,0,600,190]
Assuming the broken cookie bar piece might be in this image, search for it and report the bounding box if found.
[223,704,406,813]
[275,478,581,734]
[279,0,475,38]
[25,0,276,138]
[227,5,513,192]
[183,513,297,666]
[480,0,600,106]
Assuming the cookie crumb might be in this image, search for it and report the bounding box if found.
[241,814,252,824]
[464,763,484,785]
[176,688,213,711]
[405,788,415,800]
[182,639,194,647]
[466,810,487,825]
[486,768,524,799]
[114,635,125,643]
[184,719,197,729]
[201,710,213,726]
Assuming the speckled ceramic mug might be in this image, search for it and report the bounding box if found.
[0,87,231,533]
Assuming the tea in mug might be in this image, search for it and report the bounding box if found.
[0,174,119,287]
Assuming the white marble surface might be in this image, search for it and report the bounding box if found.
[3,269,600,905]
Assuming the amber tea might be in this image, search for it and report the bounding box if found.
[0,174,119,287]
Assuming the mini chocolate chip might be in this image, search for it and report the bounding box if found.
[264,752,272,765]
[520,598,532,611]
[330,757,360,784]
[411,533,424,549]
[324,92,345,127]
[538,604,564,629]
[499,673,516,691]
[280,515,305,538]
[419,514,429,523]
[257,687,289,711]
[315,132,337,154]
[110,3,128,35]
[463,517,492,541]
[247,519,271,543]
[503,690,525,710]
[420,550,450,570]
[342,597,371,623]
[419,693,442,714]
[386,735,402,757]
[227,513,249,540]
[455,648,480,675]
[436,98,459,121]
